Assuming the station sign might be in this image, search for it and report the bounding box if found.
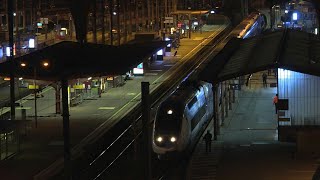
[28,85,39,89]
[73,85,84,89]
[164,17,173,23]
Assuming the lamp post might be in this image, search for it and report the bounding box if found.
[33,67,37,128]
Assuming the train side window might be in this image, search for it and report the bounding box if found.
[188,97,197,109]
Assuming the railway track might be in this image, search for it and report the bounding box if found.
[49,23,233,180]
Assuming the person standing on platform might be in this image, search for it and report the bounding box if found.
[262,73,267,88]
[268,69,271,75]
[174,50,178,56]
[203,130,213,153]
[273,94,279,114]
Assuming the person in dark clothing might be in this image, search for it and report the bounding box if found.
[267,69,271,75]
[203,130,213,153]
[273,68,277,77]
[174,50,178,56]
[262,73,267,88]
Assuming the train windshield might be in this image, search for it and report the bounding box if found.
[155,106,183,134]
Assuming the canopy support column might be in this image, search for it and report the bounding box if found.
[61,79,72,180]
[213,84,220,140]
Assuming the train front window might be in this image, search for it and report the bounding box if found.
[155,108,182,134]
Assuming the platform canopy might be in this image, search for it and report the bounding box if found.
[0,41,167,81]
[199,29,320,84]
[171,10,209,15]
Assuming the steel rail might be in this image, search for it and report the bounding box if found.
[87,26,233,180]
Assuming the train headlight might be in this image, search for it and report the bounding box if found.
[157,137,163,142]
[170,137,176,142]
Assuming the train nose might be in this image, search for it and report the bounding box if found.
[155,135,177,148]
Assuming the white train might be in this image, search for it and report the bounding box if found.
[152,80,214,159]
[152,12,266,159]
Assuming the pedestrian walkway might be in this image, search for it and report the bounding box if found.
[188,70,318,180]
[0,25,229,180]
[188,140,223,180]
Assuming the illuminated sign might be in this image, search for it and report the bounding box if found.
[28,85,39,89]
[133,63,144,75]
[0,47,3,58]
[6,47,10,56]
[292,12,298,21]
[61,27,68,35]
[37,22,43,28]
[156,49,163,55]
[73,85,84,89]
[29,38,35,48]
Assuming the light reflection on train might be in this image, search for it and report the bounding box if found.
[152,12,266,159]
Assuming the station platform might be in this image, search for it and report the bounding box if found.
[188,71,318,180]
[0,25,228,180]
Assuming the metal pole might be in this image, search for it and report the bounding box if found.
[101,0,105,43]
[188,13,191,39]
[55,84,61,114]
[93,0,97,43]
[61,79,72,180]
[141,82,152,180]
[15,0,20,54]
[116,0,120,46]
[276,68,279,141]
[8,0,15,121]
[34,68,38,128]
[221,83,225,125]
[213,84,218,140]
[109,0,113,45]
[228,80,232,110]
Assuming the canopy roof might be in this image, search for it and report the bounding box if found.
[0,41,167,81]
[171,10,209,15]
[199,29,320,83]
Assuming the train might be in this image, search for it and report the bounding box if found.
[152,80,214,159]
[152,12,267,159]
[234,12,267,39]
